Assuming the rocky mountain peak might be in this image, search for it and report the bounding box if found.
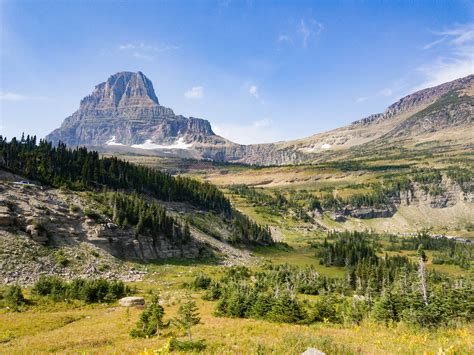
[79,71,160,110]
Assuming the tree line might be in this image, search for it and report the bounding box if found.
[0,135,230,213]
[0,135,273,246]
[192,231,472,328]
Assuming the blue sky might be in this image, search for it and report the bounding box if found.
[1,0,473,144]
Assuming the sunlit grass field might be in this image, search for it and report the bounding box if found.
[1,262,473,354]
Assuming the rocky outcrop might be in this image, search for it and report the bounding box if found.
[337,175,471,220]
[0,179,206,261]
[344,206,396,219]
[46,71,229,148]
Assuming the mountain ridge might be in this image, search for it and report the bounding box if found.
[46,72,474,165]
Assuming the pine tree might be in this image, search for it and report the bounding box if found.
[130,293,165,338]
[174,293,201,341]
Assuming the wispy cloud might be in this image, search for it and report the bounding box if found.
[248,85,259,99]
[117,41,179,60]
[298,18,324,48]
[277,34,293,44]
[355,87,393,104]
[213,118,280,144]
[184,86,204,99]
[0,93,46,101]
[423,23,474,49]
[277,17,324,48]
[355,96,369,104]
[416,23,474,89]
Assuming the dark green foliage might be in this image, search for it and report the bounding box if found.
[266,291,306,323]
[345,189,389,208]
[372,290,405,324]
[397,232,472,269]
[32,275,129,303]
[3,285,25,307]
[310,294,344,324]
[169,337,207,351]
[173,293,201,341]
[320,194,343,211]
[84,208,102,221]
[0,136,230,213]
[446,166,474,192]
[202,281,222,301]
[93,191,191,242]
[130,293,165,338]
[412,169,442,185]
[316,231,380,267]
[191,273,212,290]
[206,232,472,329]
[229,210,273,246]
[0,136,272,247]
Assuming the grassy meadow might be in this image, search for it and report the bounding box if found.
[1,260,473,354]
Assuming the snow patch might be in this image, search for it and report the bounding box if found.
[131,137,192,150]
[106,136,124,146]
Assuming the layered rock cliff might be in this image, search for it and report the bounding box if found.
[46,71,229,148]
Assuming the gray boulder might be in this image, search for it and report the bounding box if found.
[119,296,145,307]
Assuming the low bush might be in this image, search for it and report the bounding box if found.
[32,275,130,303]
[169,337,206,351]
[3,285,26,307]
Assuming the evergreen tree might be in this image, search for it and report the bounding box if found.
[174,293,201,341]
[130,293,165,338]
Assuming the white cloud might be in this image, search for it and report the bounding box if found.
[277,34,292,44]
[249,85,259,99]
[416,23,474,89]
[427,23,474,48]
[0,93,46,101]
[184,86,204,99]
[298,18,324,48]
[117,41,179,60]
[213,119,281,144]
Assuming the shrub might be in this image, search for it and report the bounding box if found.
[84,208,102,221]
[69,204,80,213]
[130,293,165,338]
[3,285,25,307]
[169,337,206,352]
[32,276,129,303]
[310,294,344,324]
[191,273,211,290]
[202,281,222,301]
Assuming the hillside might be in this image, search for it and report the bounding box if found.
[0,137,276,284]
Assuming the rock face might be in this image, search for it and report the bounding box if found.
[46,71,229,148]
[45,71,314,165]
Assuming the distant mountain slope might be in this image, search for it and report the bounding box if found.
[46,73,473,165]
[282,74,473,155]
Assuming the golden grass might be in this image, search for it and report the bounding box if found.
[1,268,473,354]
